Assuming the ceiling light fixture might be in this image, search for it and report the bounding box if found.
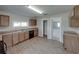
[27,5,43,14]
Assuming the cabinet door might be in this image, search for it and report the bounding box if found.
[64,35,74,51]
[24,32,29,40]
[0,35,2,41]
[64,34,79,53]
[13,32,19,45]
[70,16,79,27]
[2,33,12,48]
[34,29,38,36]
[74,6,79,16]
[71,36,79,52]
[29,19,37,26]
[19,32,25,42]
[0,15,9,26]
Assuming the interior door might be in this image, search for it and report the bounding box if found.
[52,17,62,42]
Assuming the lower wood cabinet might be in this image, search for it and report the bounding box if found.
[2,33,12,48]
[24,32,29,40]
[0,35,2,41]
[19,31,25,42]
[13,32,19,45]
[1,29,38,48]
[34,29,38,36]
[64,32,79,53]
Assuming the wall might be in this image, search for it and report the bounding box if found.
[37,19,43,37]
[38,17,53,39]
[0,11,29,32]
[38,10,79,43]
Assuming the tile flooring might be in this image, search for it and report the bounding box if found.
[7,37,72,54]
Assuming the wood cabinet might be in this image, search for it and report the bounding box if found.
[13,32,19,45]
[70,16,79,27]
[0,29,37,48]
[70,6,79,27]
[34,29,38,36]
[0,35,2,41]
[19,31,25,42]
[24,32,29,40]
[74,6,79,16]
[0,15,9,26]
[64,32,79,53]
[29,19,37,26]
[2,33,12,48]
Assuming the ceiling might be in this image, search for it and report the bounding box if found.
[0,5,74,17]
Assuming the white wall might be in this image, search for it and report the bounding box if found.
[38,17,53,39]
[0,11,29,32]
[38,11,79,43]
[37,19,43,37]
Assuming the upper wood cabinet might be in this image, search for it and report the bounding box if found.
[29,19,37,26]
[0,15,9,26]
[70,16,79,27]
[74,6,79,16]
[70,6,79,27]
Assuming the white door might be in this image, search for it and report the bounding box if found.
[52,17,62,42]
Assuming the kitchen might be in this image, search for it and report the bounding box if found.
[0,10,38,53]
[1,5,79,54]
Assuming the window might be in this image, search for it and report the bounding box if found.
[13,22,28,27]
[21,22,28,27]
[13,22,20,27]
[57,22,60,27]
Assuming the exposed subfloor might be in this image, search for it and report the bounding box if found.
[7,37,72,54]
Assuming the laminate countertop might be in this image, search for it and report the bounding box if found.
[64,31,79,36]
[0,28,38,35]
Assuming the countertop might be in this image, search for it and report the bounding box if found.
[0,28,38,35]
[64,31,79,36]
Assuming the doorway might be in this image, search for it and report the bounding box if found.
[43,20,47,38]
[52,17,62,42]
